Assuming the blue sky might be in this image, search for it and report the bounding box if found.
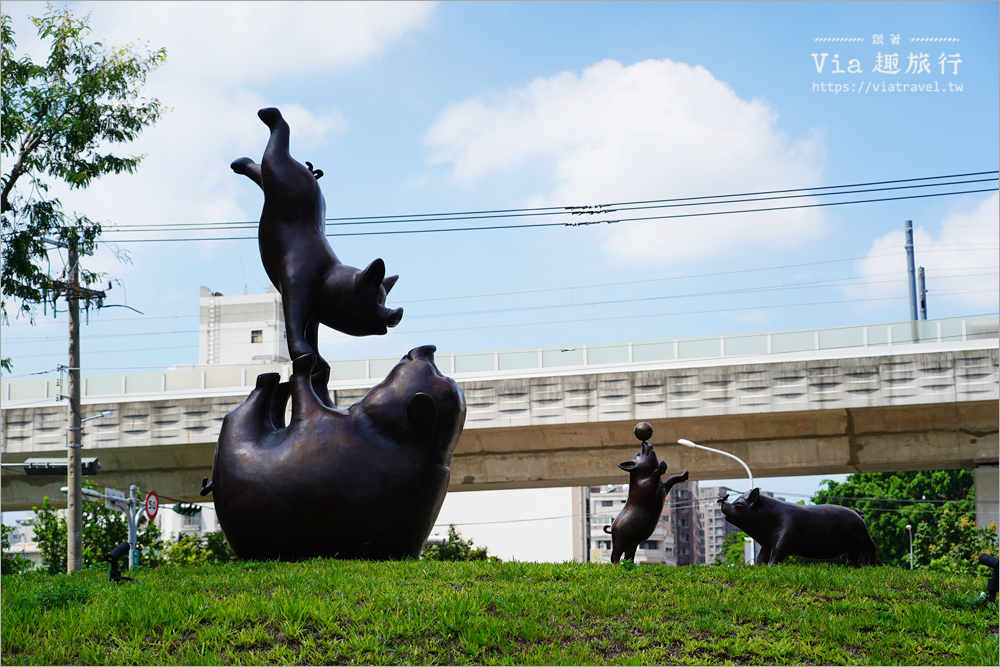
[2,1,997,560]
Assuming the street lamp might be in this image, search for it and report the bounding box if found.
[677,438,755,563]
[906,524,913,570]
[677,438,754,489]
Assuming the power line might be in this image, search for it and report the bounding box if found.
[103,170,999,231]
[99,184,999,242]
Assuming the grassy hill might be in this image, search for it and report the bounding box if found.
[2,559,996,665]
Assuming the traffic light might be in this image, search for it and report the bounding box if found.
[172,502,202,516]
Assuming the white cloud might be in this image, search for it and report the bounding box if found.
[851,192,999,312]
[77,1,437,86]
[3,2,434,298]
[424,58,827,262]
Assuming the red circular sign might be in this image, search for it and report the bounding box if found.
[145,490,159,520]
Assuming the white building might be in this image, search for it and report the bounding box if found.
[198,285,288,366]
[4,516,41,564]
[155,503,222,541]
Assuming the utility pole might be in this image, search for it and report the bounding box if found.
[918,267,928,320]
[904,220,918,322]
[66,231,83,573]
[50,230,105,573]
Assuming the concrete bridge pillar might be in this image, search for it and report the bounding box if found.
[974,464,999,531]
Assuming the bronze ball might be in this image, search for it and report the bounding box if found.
[634,421,653,442]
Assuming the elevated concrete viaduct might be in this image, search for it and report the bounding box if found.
[3,319,997,524]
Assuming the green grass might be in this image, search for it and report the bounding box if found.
[2,560,996,665]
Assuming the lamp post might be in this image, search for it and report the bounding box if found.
[906,524,913,570]
[676,439,753,489]
[677,438,755,563]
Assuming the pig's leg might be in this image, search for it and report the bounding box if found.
[755,545,772,565]
[768,540,794,565]
[661,470,690,496]
[610,544,623,564]
[624,543,639,563]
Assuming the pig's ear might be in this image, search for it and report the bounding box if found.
[618,461,637,471]
[407,392,437,437]
[657,460,668,475]
[356,258,387,293]
[747,487,761,508]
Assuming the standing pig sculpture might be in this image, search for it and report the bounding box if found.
[604,422,689,564]
[719,488,877,566]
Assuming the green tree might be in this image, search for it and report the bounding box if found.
[32,495,67,574]
[812,470,986,568]
[164,531,235,567]
[421,524,499,562]
[1,4,166,370]
[31,479,164,574]
[913,510,998,575]
[716,529,747,565]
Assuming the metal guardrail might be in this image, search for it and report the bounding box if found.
[3,314,997,403]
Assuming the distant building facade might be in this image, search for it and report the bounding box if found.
[198,285,288,366]
[699,485,743,564]
[155,503,222,541]
[4,516,41,564]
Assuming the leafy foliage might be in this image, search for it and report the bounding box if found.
[164,531,235,567]
[914,511,998,575]
[812,470,996,570]
[716,529,747,565]
[420,524,499,562]
[31,479,165,574]
[0,4,165,368]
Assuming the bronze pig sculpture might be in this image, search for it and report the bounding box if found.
[719,488,877,566]
[210,346,466,561]
[604,422,688,564]
[231,107,403,406]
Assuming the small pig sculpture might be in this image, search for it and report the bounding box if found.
[604,422,688,564]
[719,488,877,566]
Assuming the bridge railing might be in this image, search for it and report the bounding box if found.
[3,314,997,403]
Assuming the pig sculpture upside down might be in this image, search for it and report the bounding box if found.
[719,488,877,566]
[604,422,688,564]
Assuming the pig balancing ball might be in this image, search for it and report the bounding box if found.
[634,422,653,443]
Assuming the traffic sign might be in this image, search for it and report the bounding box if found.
[145,490,159,520]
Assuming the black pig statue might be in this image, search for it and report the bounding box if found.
[604,422,688,564]
[719,488,877,566]
[211,346,466,561]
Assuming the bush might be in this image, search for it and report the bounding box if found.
[421,525,499,562]
[165,531,235,566]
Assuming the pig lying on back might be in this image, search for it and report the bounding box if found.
[719,488,877,566]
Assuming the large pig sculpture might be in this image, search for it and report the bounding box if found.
[719,488,877,566]
[604,422,688,564]
[209,346,466,561]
